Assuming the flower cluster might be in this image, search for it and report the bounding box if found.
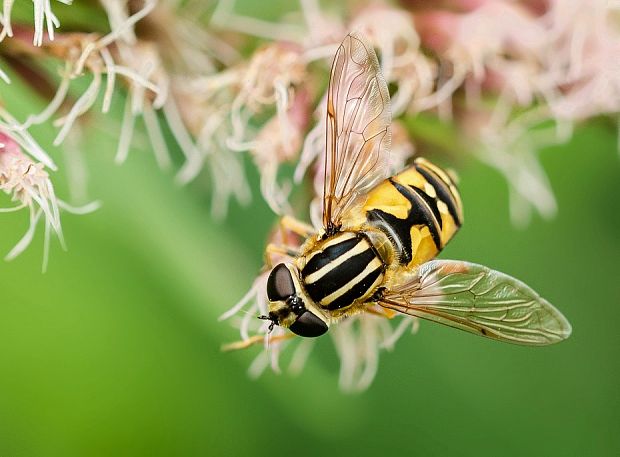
[0,0,617,389]
[216,0,620,389]
[0,115,99,271]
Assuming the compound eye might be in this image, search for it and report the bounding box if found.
[289,311,328,338]
[267,263,295,301]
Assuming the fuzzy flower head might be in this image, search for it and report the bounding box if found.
[350,5,437,115]
[0,0,72,46]
[230,42,307,145]
[542,0,620,121]
[170,74,251,217]
[0,132,52,208]
[0,128,62,268]
[249,88,311,214]
[169,40,310,215]
[12,0,162,162]
[0,109,98,269]
[111,40,170,166]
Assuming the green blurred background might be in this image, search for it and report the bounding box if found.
[1,5,620,457]
[2,97,619,457]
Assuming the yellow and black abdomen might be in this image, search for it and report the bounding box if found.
[363,158,463,268]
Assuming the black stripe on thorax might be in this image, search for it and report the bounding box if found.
[324,267,383,310]
[415,164,462,226]
[302,235,359,275]
[303,243,376,302]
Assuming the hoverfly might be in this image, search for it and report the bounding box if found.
[248,33,571,346]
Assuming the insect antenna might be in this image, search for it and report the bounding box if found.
[258,314,276,332]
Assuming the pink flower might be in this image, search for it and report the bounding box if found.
[0,127,98,269]
[250,88,311,213]
[350,5,436,115]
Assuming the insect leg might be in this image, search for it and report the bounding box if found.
[264,215,314,267]
[279,215,316,238]
[365,304,399,319]
[264,243,300,268]
[221,333,295,351]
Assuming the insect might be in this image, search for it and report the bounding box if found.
[254,33,571,345]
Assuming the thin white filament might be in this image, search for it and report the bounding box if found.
[269,339,282,374]
[0,202,26,212]
[97,0,155,49]
[99,0,136,45]
[219,281,260,321]
[414,63,467,112]
[294,116,323,183]
[57,199,101,215]
[33,0,43,45]
[44,0,58,42]
[42,216,51,272]
[0,64,9,83]
[239,302,256,341]
[0,110,57,169]
[211,0,303,42]
[288,338,314,376]
[111,66,160,94]
[62,130,89,202]
[302,44,340,63]
[333,321,357,392]
[22,62,71,128]
[23,185,56,235]
[5,207,41,261]
[45,178,63,237]
[356,318,379,392]
[100,46,116,113]
[248,350,270,379]
[151,74,168,110]
[53,72,101,146]
[163,99,202,183]
[142,103,171,170]
[114,96,135,164]
[0,0,15,40]
[381,317,414,350]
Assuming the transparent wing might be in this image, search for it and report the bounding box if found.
[379,260,572,345]
[323,33,391,232]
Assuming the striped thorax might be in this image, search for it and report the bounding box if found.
[262,232,386,338]
[299,231,385,312]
